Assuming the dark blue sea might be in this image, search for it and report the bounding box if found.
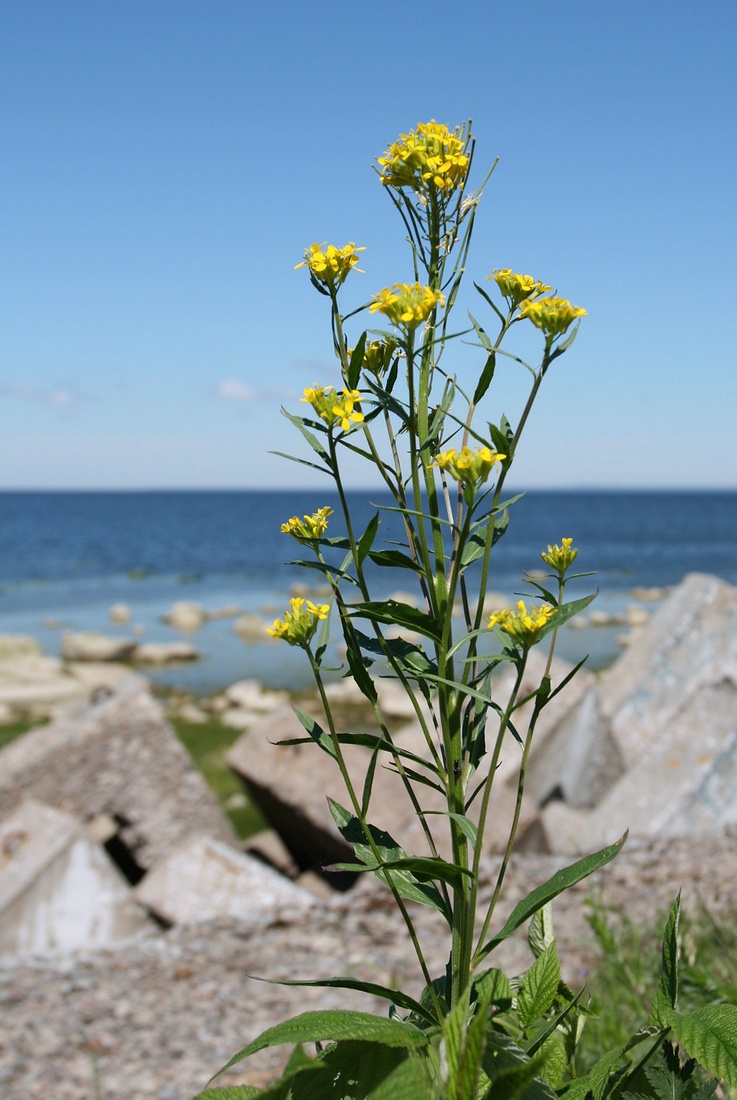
[1,490,735,693]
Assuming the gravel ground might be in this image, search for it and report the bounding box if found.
[2,831,736,1100]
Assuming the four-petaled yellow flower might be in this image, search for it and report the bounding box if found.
[540,537,579,576]
[489,270,552,307]
[377,121,470,195]
[434,445,505,486]
[488,600,556,647]
[369,283,445,330]
[267,597,330,648]
[295,243,365,288]
[519,296,587,340]
[281,506,334,540]
[301,386,365,432]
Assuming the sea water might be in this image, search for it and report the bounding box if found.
[1,489,735,694]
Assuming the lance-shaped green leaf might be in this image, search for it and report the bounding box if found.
[477,834,627,961]
[351,599,443,642]
[461,509,509,567]
[328,800,451,918]
[354,630,438,677]
[346,331,366,389]
[473,350,497,405]
[281,407,331,463]
[534,591,598,643]
[368,548,423,572]
[209,1009,429,1081]
[356,511,380,566]
[291,708,337,760]
[258,976,437,1027]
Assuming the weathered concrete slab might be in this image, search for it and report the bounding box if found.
[0,677,236,870]
[524,574,737,814]
[135,836,315,927]
[530,677,737,853]
[0,799,150,955]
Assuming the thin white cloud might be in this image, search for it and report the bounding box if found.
[0,383,75,408]
[216,378,254,401]
[216,378,296,403]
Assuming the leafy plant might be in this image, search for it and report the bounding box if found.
[193,120,737,1099]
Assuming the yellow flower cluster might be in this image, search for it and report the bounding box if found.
[377,121,470,194]
[295,243,365,288]
[540,537,578,576]
[519,296,587,339]
[488,600,556,647]
[350,338,401,378]
[301,386,364,432]
[281,506,334,540]
[267,597,330,648]
[369,283,445,330]
[489,270,552,307]
[434,445,505,486]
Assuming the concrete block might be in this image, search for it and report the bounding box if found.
[134,836,315,927]
[0,799,150,955]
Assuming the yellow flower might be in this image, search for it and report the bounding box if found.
[377,121,470,195]
[488,270,552,307]
[519,296,587,339]
[348,338,401,378]
[434,445,505,486]
[540,537,579,576]
[295,242,365,288]
[301,386,364,432]
[488,600,556,647]
[281,506,334,540]
[267,597,330,648]
[369,283,445,330]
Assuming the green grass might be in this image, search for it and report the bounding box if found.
[577,896,737,1072]
[169,715,266,839]
[0,715,47,750]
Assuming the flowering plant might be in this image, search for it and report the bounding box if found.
[195,121,737,1100]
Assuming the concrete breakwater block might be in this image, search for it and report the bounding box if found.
[0,677,235,871]
[135,836,316,927]
[521,573,737,852]
[0,799,151,955]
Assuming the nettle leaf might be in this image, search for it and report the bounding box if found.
[313,1039,409,1097]
[669,1005,737,1087]
[528,903,555,960]
[478,834,627,960]
[588,1049,623,1100]
[473,967,513,1012]
[517,941,562,1030]
[210,1009,428,1080]
[483,1033,557,1100]
[660,894,681,1011]
[364,1053,434,1100]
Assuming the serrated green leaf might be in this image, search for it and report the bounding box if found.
[477,834,627,961]
[483,1033,557,1100]
[210,1010,428,1081]
[474,967,513,1011]
[312,1040,408,1098]
[670,1005,737,1086]
[528,903,555,960]
[589,1050,623,1100]
[660,895,681,1011]
[518,942,561,1029]
[364,1053,434,1100]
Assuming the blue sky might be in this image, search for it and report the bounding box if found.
[0,0,735,489]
